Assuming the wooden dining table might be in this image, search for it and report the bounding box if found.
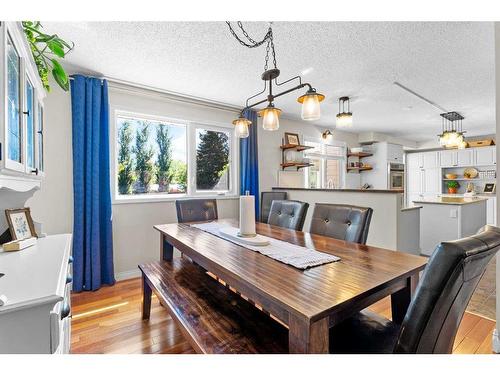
[154,219,427,354]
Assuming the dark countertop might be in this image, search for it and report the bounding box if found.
[272,187,404,194]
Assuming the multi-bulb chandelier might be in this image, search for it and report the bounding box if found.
[227,22,325,138]
[438,111,467,149]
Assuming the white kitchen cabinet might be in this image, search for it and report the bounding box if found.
[475,146,496,166]
[423,168,441,194]
[439,150,456,167]
[387,143,404,163]
[423,151,440,168]
[0,235,72,353]
[457,149,474,166]
[407,152,423,169]
[0,22,45,190]
[486,196,497,226]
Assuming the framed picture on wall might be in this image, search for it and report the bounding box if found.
[284,132,300,146]
[5,208,38,241]
[483,183,496,194]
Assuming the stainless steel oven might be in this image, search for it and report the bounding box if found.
[388,163,405,190]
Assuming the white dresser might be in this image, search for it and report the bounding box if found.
[0,234,72,353]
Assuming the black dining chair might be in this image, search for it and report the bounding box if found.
[260,191,287,223]
[329,225,500,354]
[309,203,373,245]
[175,199,218,223]
[267,200,309,231]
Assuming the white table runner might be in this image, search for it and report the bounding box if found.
[190,222,340,269]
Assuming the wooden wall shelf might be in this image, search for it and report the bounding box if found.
[280,144,314,152]
[347,152,373,158]
[347,166,373,172]
[280,162,313,171]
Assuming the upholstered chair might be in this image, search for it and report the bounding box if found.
[267,200,309,231]
[260,191,287,223]
[330,225,500,354]
[309,204,373,244]
[175,199,218,223]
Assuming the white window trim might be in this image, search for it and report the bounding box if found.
[110,108,239,204]
[303,136,347,189]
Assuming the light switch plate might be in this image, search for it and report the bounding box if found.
[450,209,458,218]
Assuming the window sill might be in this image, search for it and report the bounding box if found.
[112,193,240,205]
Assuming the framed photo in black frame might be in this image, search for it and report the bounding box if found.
[483,183,496,194]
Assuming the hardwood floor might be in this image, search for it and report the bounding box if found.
[71,277,497,354]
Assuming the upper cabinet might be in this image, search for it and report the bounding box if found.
[422,151,439,168]
[0,22,46,190]
[475,146,496,166]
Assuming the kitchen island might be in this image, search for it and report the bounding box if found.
[412,196,487,256]
[272,187,421,254]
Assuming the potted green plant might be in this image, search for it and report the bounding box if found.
[447,180,460,194]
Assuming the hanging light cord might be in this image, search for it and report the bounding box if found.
[226,22,277,71]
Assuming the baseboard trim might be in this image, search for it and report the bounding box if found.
[115,269,141,281]
[493,329,500,353]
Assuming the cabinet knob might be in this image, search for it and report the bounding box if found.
[31,168,39,175]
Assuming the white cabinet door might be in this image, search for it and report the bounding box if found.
[407,153,423,169]
[457,149,474,166]
[475,146,496,166]
[486,197,496,226]
[407,168,423,193]
[439,150,457,167]
[423,168,441,194]
[387,143,404,163]
[423,152,440,168]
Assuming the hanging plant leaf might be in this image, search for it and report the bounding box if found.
[22,21,74,92]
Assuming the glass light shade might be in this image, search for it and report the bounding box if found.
[232,117,251,138]
[458,139,467,149]
[299,94,321,121]
[336,113,353,128]
[259,106,282,131]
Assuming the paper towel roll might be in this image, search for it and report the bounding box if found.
[239,193,256,236]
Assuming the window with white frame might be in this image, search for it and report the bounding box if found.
[304,137,346,189]
[113,112,236,200]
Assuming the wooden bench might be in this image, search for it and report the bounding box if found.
[139,258,288,354]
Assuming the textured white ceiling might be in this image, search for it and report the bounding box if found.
[43,22,495,142]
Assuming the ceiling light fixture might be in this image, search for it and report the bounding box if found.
[322,130,334,142]
[438,112,466,149]
[336,96,353,128]
[226,22,325,137]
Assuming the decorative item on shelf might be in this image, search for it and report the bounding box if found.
[468,139,495,148]
[463,167,479,179]
[445,173,458,179]
[226,22,325,137]
[322,130,333,142]
[483,183,496,194]
[336,96,353,128]
[5,207,38,241]
[438,111,466,149]
[446,180,460,194]
[2,237,37,252]
[284,132,300,146]
[465,182,475,194]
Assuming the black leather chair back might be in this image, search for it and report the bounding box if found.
[175,199,218,223]
[309,204,373,244]
[260,191,287,223]
[395,225,500,354]
[267,200,309,231]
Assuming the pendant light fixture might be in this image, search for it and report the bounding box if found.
[438,112,465,149]
[232,116,252,138]
[336,96,353,128]
[226,22,325,137]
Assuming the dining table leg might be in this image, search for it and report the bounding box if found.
[288,315,329,353]
[391,273,419,324]
[161,233,174,261]
[141,273,152,320]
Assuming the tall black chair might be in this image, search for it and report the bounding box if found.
[330,225,500,354]
[309,204,373,245]
[260,191,287,223]
[267,200,309,231]
[175,199,218,223]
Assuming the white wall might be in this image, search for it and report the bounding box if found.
[27,83,240,278]
[257,118,360,192]
[494,22,500,352]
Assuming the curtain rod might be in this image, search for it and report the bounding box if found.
[68,75,241,113]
